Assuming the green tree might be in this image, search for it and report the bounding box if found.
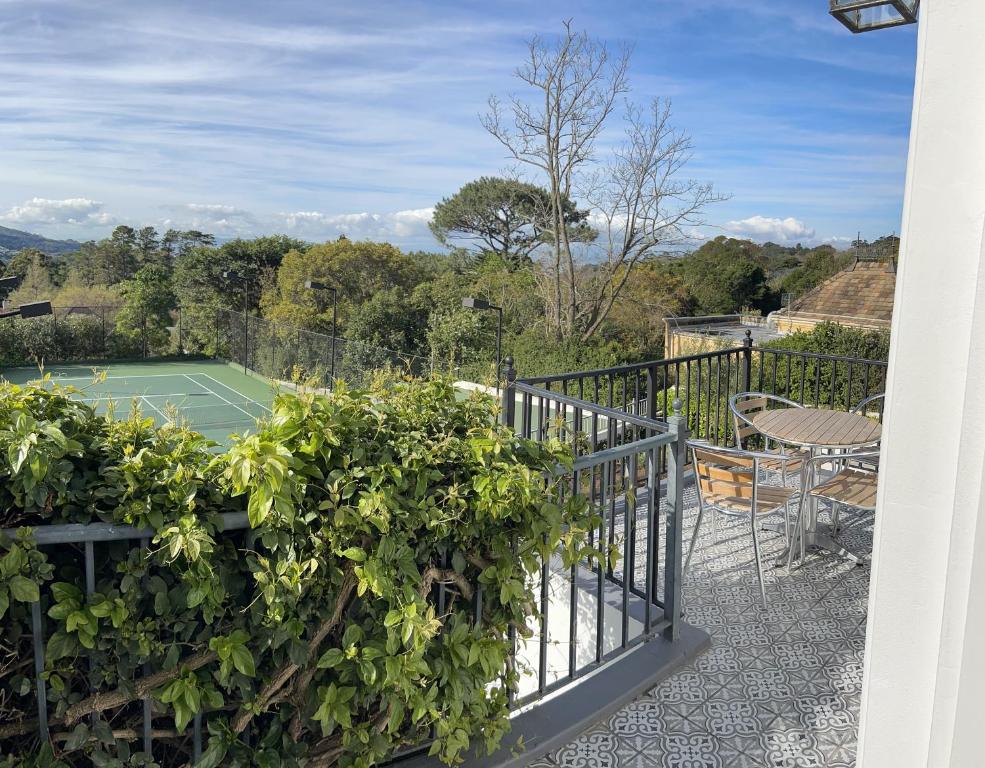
[172,235,306,353]
[66,227,140,286]
[135,226,161,266]
[2,248,50,281]
[679,237,777,314]
[345,287,429,354]
[430,177,594,270]
[776,245,852,301]
[263,239,423,332]
[115,264,177,353]
[6,251,55,306]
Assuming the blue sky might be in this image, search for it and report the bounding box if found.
[0,0,917,249]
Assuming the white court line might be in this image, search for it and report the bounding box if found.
[194,372,272,414]
[183,374,258,421]
[45,374,193,382]
[139,395,170,423]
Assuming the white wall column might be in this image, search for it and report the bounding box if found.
[858,2,985,766]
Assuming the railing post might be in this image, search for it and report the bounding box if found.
[741,328,753,394]
[663,398,687,641]
[501,355,516,428]
[646,364,658,424]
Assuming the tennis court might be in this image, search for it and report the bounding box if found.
[0,360,277,446]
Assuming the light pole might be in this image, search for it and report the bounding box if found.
[223,271,249,374]
[462,297,503,391]
[305,280,338,384]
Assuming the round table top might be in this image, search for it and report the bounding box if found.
[751,407,881,449]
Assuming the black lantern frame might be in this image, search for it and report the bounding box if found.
[830,0,918,33]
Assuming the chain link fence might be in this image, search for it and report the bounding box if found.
[215,309,431,388]
[0,305,194,367]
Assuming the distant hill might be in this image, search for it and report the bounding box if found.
[0,225,81,258]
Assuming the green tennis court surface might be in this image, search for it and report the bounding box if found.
[0,361,277,446]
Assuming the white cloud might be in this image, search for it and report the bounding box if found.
[723,215,815,243]
[279,208,434,241]
[0,197,112,227]
[162,203,260,235]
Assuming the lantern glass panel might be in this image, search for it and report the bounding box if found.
[831,0,918,32]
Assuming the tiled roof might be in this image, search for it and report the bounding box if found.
[785,260,896,326]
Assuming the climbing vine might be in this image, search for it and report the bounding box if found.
[0,376,601,767]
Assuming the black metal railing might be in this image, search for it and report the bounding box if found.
[500,360,688,707]
[1,512,251,763]
[516,334,888,449]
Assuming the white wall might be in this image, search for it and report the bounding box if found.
[857,2,985,766]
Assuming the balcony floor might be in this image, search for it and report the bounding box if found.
[530,486,872,768]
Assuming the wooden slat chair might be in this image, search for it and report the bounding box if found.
[789,450,880,567]
[730,392,810,485]
[685,442,797,605]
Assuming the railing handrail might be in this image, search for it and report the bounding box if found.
[1,512,250,545]
[750,345,888,367]
[517,343,888,388]
[517,347,745,385]
[512,380,669,432]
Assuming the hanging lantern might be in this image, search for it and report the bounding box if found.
[830,0,919,33]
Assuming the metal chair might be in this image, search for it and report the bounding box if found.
[788,450,880,568]
[849,393,885,470]
[729,392,809,484]
[851,392,886,416]
[685,441,797,605]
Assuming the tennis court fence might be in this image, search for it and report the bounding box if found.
[1,304,432,388]
[215,309,432,388]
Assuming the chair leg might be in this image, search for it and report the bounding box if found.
[684,498,706,577]
[789,486,809,571]
[750,508,767,606]
[831,502,841,535]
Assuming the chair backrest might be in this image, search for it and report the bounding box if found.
[729,392,804,449]
[691,444,757,502]
[851,392,886,416]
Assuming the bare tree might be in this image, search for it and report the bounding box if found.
[482,22,725,340]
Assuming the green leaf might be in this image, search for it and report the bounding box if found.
[230,646,255,677]
[0,590,8,620]
[317,648,345,669]
[340,547,366,562]
[383,609,402,627]
[8,575,39,603]
[63,723,89,752]
[46,631,77,660]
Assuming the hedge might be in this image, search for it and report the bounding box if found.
[0,377,600,767]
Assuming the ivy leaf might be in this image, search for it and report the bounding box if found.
[340,547,366,562]
[8,575,39,603]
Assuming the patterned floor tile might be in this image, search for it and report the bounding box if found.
[761,728,825,768]
[656,731,723,768]
[531,489,871,768]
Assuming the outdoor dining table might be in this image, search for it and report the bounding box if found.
[751,406,881,563]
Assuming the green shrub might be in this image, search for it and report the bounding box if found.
[0,377,600,767]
